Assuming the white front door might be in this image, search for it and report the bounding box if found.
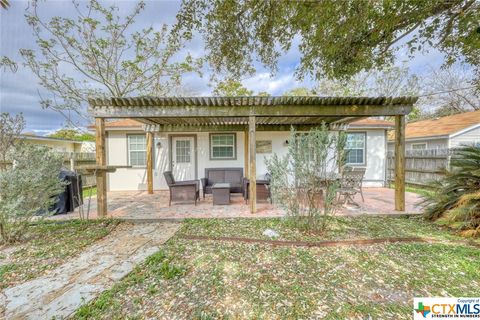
[172,136,195,181]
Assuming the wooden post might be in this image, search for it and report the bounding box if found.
[394,115,405,211]
[95,118,107,217]
[244,129,249,178]
[146,131,154,194]
[249,116,256,213]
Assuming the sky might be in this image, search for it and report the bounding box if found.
[0,0,446,134]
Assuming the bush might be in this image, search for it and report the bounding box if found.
[266,124,346,232]
[422,146,480,237]
[0,144,65,243]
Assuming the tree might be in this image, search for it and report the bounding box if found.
[315,64,422,120]
[282,87,315,96]
[421,65,480,116]
[48,128,94,141]
[212,78,253,96]
[315,64,420,97]
[0,144,65,243]
[21,0,201,125]
[266,125,346,232]
[174,1,480,87]
[0,113,25,171]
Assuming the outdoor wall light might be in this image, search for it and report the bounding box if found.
[156,141,162,148]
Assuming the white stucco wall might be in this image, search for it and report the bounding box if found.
[105,129,388,191]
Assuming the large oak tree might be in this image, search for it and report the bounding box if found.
[174,0,480,88]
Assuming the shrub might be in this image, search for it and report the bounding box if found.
[0,144,65,243]
[422,146,480,237]
[266,124,346,232]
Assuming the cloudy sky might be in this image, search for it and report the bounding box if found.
[1,0,445,134]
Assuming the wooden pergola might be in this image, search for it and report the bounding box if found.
[88,96,417,216]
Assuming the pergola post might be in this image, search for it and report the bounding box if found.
[95,118,107,217]
[244,129,249,177]
[146,131,154,194]
[394,115,406,211]
[248,116,256,213]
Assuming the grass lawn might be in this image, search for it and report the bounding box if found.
[83,186,97,199]
[75,216,480,319]
[0,219,120,289]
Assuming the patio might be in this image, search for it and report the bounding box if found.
[53,188,422,221]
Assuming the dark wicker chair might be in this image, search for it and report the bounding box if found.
[163,171,200,206]
[243,173,272,204]
[337,166,366,205]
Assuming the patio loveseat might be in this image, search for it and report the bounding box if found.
[201,168,244,198]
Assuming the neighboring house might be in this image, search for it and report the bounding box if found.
[92,118,393,192]
[19,134,95,153]
[387,110,480,151]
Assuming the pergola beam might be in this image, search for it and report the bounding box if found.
[90,104,413,118]
[142,123,365,132]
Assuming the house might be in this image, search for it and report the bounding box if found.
[91,117,394,192]
[19,134,94,153]
[387,110,480,151]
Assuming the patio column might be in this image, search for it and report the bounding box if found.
[146,131,154,194]
[95,118,107,217]
[244,129,249,177]
[249,116,256,213]
[394,115,406,211]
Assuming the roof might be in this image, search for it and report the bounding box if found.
[19,134,83,144]
[350,118,393,128]
[389,110,480,140]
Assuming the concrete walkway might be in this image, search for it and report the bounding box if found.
[0,222,180,319]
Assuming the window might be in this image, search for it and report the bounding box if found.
[175,139,191,163]
[128,134,147,166]
[210,133,236,159]
[345,132,366,165]
[412,143,427,150]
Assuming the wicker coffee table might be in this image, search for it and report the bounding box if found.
[212,183,231,205]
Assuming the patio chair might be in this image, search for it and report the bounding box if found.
[243,173,272,204]
[163,171,200,206]
[337,166,366,205]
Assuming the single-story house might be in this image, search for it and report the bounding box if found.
[88,96,416,215]
[90,117,394,192]
[19,134,94,153]
[388,109,480,151]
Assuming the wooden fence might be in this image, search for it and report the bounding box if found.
[387,148,454,187]
[1,152,97,188]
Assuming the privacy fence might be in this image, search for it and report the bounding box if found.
[1,152,97,188]
[387,148,455,187]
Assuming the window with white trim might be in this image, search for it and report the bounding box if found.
[128,134,147,166]
[345,132,366,165]
[412,143,427,150]
[210,133,236,159]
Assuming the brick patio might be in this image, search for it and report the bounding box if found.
[51,188,422,221]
